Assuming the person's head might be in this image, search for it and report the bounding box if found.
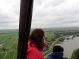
[30,28,45,50]
[53,45,64,53]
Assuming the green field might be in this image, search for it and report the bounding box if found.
[0,28,78,59]
[0,30,63,59]
[0,32,18,59]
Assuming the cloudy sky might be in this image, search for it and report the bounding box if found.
[0,0,79,29]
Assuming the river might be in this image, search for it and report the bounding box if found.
[57,36,79,58]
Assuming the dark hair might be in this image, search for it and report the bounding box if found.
[30,29,44,50]
[53,45,64,52]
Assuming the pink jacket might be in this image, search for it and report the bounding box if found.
[26,42,44,59]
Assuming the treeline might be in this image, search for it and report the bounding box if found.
[43,31,65,56]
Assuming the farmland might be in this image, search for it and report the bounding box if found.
[0,31,18,59]
[0,27,79,59]
[0,29,65,59]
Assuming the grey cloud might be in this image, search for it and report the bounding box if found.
[0,24,18,29]
[0,0,79,29]
[32,0,79,28]
[0,0,20,29]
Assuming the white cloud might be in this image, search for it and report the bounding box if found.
[31,0,79,28]
[0,0,79,29]
[0,0,20,29]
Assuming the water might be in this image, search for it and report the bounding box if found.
[58,36,79,58]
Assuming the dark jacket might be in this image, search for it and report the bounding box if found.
[47,52,63,59]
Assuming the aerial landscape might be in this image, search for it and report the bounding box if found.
[0,0,79,59]
[0,27,79,59]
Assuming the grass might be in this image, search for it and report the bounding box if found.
[0,32,18,59]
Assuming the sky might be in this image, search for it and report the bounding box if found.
[0,0,79,29]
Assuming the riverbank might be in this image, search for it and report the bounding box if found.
[59,36,79,58]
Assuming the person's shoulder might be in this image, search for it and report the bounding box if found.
[27,47,34,55]
[27,47,38,59]
[27,47,39,55]
[47,53,54,59]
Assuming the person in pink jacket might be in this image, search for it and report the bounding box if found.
[26,29,47,59]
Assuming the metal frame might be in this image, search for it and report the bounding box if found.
[17,0,34,59]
